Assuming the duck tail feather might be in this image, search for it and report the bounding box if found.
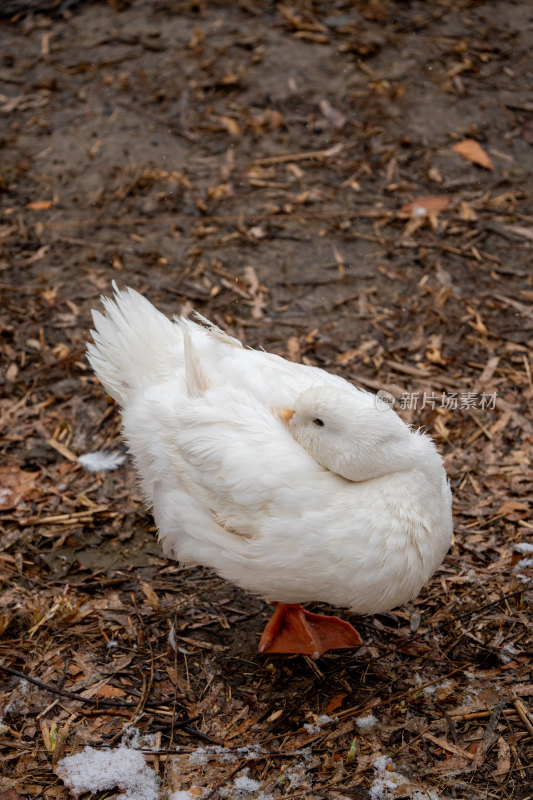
[181,324,209,398]
[87,284,177,405]
[188,310,242,348]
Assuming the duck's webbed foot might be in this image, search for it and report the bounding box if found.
[258,602,362,659]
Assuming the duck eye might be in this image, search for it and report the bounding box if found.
[313,418,324,427]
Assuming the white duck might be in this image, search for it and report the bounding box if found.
[88,287,452,658]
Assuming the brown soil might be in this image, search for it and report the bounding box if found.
[1,1,532,798]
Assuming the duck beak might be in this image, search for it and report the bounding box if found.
[278,408,295,424]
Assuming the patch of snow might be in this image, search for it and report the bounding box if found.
[372,755,392,772]
[356,713,378,731]
[281,749,312,791]
[463,670,481,701]
[369,756,409,800]
[303,713,335,733]
[171,791,204,800]
[121,724,158,752]
[420,678,452,698]
[515,573,531,583]
[78,450,126,472]
[370,755,442,800]
[107,639,118,649]
[213,747,237,764]
[186,745,313,799]
[233,773,262,793]
[464,569,483,584]
[514,557,533,570]
[187,743,265,767]
[121,724,140,748]
[227,773,273,800]
[515,542,533,554]
[188,747,209,766]
[500,642,520,664]
[235,744,264,761]
[3,679,29,714]
[431,678,451,696]
[56,745,159,800]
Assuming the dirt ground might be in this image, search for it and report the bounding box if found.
[1,1,532,798]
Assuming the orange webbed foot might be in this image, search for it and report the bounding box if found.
[258,602,362,659]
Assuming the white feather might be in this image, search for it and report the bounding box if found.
[78,451,126,472]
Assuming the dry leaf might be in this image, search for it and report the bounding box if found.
[94,684,126,698]
[503,225,533,242]
[40,720,55,751]
[497,500,529,515]
[26,199,53,210]
[243,265,260,296]
[326,692,347,713]
[207,183,232,201]
[250,295,266,319]
[493,735,511,779]
[5,362,18,381]
[513,683,533,696]
[266,709,284,722]
[428,166,443,183]
[335,347,361,367]
[243,265,266,319]
[219,116,241,137]
[429,755,471,773]
[401,195,450,216]
[334,340,377,366]
[459,201,477,221]
[286,336,301,362]
[319,99,346,129]
[423,731,474,761]
[332,244,345,278]
[140,580,159,610]
[276,3,327,32]
[0,790,26,800]
[248,225,267,239]
[220,65,245,85]
[0,610,12,637]
[426,334,446,366]
[0,465,37,509]
[436,681,456,701]
[452,139,494,170]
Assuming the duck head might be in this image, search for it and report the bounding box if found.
[281,385,440,482]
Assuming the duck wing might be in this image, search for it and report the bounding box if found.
[122,370,324,559]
